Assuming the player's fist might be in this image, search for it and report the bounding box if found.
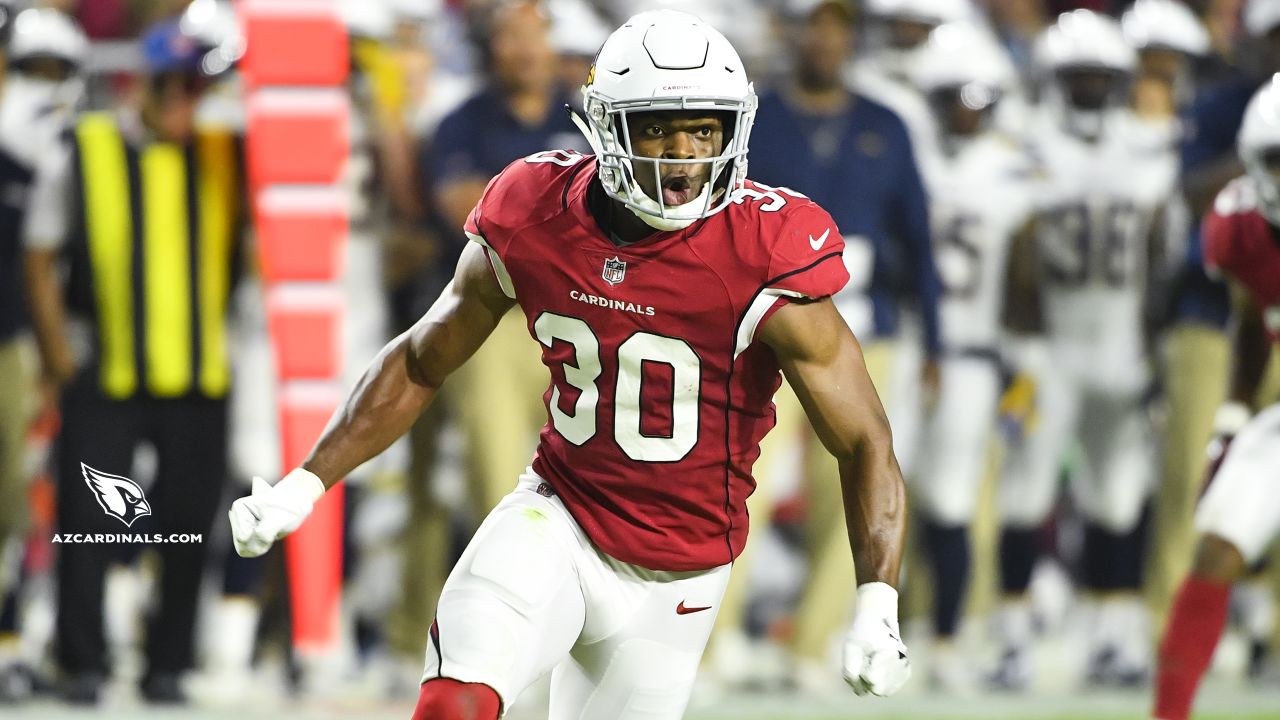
[228,468,326,557]
[842,582,911,697]
[1200,402,1251,496]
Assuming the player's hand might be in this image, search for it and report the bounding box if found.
[1199,402,1251,497]
[842,582,911,697]
[228,468,327,557]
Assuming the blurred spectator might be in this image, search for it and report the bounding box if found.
[0,5,85,703]
[722,0,940,688]
[23,16,243,705]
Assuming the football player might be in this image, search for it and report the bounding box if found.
[909,22,1040,693]
[229,11,912,719]
[1151,76,1280,720]
[991,10,1178,690]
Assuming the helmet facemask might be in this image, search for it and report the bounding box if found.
[1052,65,1130,141]
[573,90,757,231]
[927,82,1000,153]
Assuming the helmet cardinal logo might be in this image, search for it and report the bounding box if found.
[585,64,595,86]
[82,463,152,527]
[602,256,627,285]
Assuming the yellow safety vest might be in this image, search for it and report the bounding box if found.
[75,112,238,400]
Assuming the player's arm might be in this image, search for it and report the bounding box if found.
[759,298,905,584]
[229,242,515,557]
[303,242,514,481]
[758,297,911,696]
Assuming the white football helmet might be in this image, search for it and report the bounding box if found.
[1121,0,1210,57]
[575,10,756,230]
[863,0,974,82]
[1245,0,1280,39]
[8,7,87,68]
[915,23,1014,147]
[6,8,87,116]
[914,22,1015,97]
[1238,75,1280,225]
[548,0,610,58]
[864,0,975,26]
[1034,10,1136,140]
[181,0,244,77]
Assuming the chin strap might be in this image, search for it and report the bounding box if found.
[626,184,709,231]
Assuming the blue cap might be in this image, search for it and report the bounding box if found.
[141,18,203,74]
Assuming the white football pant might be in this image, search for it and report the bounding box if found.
[422,470,730,719]
[1195,403,1280,564]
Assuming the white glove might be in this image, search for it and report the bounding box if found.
[842,582,911,697]
[228,468,326,558]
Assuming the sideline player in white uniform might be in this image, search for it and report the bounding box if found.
[991,10,1179,690]
[1151,75,1280,720]
[908,23,1040,693]
[228,12,912,719]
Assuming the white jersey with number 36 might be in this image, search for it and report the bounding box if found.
[1029,110,1177,391]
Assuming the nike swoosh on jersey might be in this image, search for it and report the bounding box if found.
[676,601,713,615]
[809,228,831,251]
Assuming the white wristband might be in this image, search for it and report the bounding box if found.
[277,467,327,506]
[856,582,900,620]
[1212,402,1252,436]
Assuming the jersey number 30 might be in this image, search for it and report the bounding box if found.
[534,312,700,463]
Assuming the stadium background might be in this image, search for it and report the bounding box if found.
[1,0,1279,718]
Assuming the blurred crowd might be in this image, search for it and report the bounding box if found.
[0,0,1277,711]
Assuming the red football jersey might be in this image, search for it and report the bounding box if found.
[464,150,849,571]
[1204,177,1280,342]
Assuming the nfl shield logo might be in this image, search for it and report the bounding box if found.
[602,256,627,286]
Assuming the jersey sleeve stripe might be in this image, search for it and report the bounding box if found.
[764,250,845,290]
[734,290,788,360]
[465,229,517,300]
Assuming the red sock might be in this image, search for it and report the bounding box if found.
[411,678,501,720]
[1153,577,1231,720]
